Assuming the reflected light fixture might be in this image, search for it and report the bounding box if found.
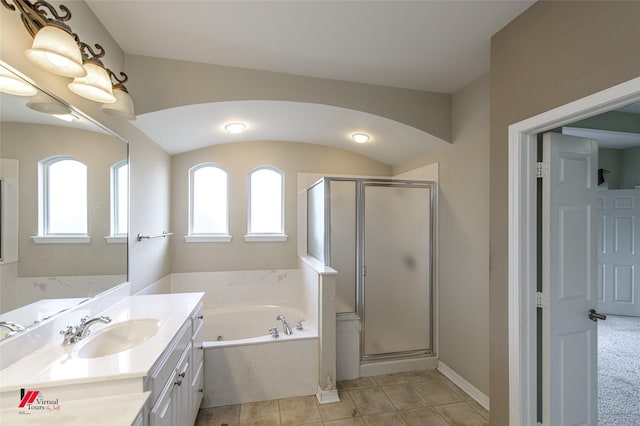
[53,113,76,122]
[27,91,72,115]
[352,133,371,144]
[0,65,37,96]
[225,122,246,134]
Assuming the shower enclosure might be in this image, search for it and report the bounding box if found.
[307,178,436,362]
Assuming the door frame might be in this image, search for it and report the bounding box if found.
[507,76,640,425]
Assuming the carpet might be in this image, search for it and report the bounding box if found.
[598,315,640,425]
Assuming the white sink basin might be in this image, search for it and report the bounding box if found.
[72,318,161,359]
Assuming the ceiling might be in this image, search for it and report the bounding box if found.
[86,1,540,164]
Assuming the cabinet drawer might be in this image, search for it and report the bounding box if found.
[191,303,204,338]
[149,320,191,401]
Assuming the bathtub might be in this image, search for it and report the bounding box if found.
[200,304,319,408]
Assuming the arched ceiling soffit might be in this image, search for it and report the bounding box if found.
[132,100,450,166]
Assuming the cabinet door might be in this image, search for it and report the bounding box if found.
[176,343,192,424]
[150,370,177,426]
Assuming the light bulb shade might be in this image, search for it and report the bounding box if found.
[101,86,136,120]
[68,61,116,103]
[27,91,72,115]
[0,67,37,96]
[25,26,86,78]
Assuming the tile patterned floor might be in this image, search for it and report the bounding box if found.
[195,369,489,426]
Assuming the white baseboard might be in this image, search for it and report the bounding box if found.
[316,387,340,404]
[437,361,490,411]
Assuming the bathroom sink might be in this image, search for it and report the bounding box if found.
[72,318,161,358]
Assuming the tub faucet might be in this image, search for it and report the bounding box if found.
[276,315,293,335]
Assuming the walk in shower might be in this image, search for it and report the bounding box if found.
[307,178,436,364]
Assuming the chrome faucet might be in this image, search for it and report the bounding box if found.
[60,316,112,345]
[276,315,293,335]
[0,321,25,333]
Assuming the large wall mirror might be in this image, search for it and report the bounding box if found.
[0,62,128,339]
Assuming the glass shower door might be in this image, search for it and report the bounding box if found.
[361,182,433,360]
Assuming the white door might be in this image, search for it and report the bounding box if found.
[542,132,600,425]
[597,189,640,316]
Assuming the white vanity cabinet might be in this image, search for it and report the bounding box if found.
[148,302,204,426]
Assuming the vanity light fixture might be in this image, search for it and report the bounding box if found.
[351,133,371,144]
[225,122,247,134]
[2,0,136,119]
[0,65,37,96]
[68,48,116,104]
[100,70,136,120]
[25,25,86,78]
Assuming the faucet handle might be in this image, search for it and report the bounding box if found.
[296,319,305,330]
[59,326,74,336]
[79,316,89,325]
[268,327,279,338]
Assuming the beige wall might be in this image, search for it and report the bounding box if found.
[171,141,391,272]
[1,123,126,276]
[124,54,452,144]
[490,2,640,424]
[395,74,490,396]
[1,2,172,293]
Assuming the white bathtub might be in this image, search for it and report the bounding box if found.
[201,304,319,408]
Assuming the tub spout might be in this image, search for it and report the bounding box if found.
[276,315,293,335]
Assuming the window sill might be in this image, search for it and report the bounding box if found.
[105,236,127,244]
[31,235,91,244]
[244,234,288,242]
[184,235,232,243]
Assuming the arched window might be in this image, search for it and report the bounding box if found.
[246,166,287,241]
[35,156,88,242]
[109,160,128,241]
[187,164,230,242]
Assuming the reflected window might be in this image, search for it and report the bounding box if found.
[189,164,229,236]
[111,161,128,237]
[247,167,285,238]
[39,156,87,235]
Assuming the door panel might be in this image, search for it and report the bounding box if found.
[362,183,432,358]
[597,190,639,316]
[543,132,598,426]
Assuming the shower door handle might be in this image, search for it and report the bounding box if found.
[588,309,606,322]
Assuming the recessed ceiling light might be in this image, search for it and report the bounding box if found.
[352,133,371,144]
[225,122,246,134]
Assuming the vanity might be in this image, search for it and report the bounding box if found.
[0,292,204,425]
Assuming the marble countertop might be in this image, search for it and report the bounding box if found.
[0,392,150,425]
[0,293,203,397]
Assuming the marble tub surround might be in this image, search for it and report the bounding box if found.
[0,392,150,426]
[0,292,204,409]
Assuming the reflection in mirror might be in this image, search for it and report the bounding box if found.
[0,63,128,339]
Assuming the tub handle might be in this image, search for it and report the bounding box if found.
[268,327,279,338]
[296,319,305,330]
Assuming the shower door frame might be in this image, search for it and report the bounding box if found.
[357,179,437,363]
